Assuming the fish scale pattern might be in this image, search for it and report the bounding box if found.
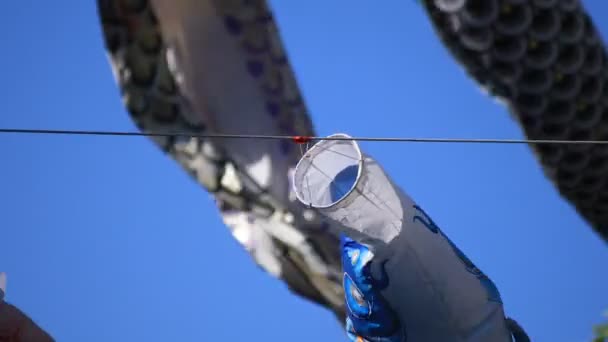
[97,0,345,321]
[423,0,608,241]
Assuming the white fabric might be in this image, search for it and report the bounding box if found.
[294,135,404,243]
[150,0,294,204]
[221,211,282,277]
[294,134,512,342]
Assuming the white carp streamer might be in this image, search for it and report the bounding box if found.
[294,134,520,341]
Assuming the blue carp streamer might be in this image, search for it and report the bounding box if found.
[341,235,405,342]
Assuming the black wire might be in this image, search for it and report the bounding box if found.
[0,128,288,140]
[1,128,608,145]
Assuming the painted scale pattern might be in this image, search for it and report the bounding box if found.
[422,0,608,242]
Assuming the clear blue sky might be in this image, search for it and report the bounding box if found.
[1,1,607,341]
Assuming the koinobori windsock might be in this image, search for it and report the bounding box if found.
[96,0,606,337]
[421,0,608,242]
[96,0,345,321]
[293,134,527,341]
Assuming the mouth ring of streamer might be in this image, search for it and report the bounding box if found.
[293,133,364,209]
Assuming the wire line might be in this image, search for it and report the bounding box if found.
[1,128,607,145]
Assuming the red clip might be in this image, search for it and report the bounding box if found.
[292,136,312,144]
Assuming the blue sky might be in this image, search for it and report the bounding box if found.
[1,1,607,341]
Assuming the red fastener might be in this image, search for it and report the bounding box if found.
[292,136,312,144]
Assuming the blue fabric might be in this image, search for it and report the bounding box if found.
[330,165,359,203]
[341,234,405,341]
